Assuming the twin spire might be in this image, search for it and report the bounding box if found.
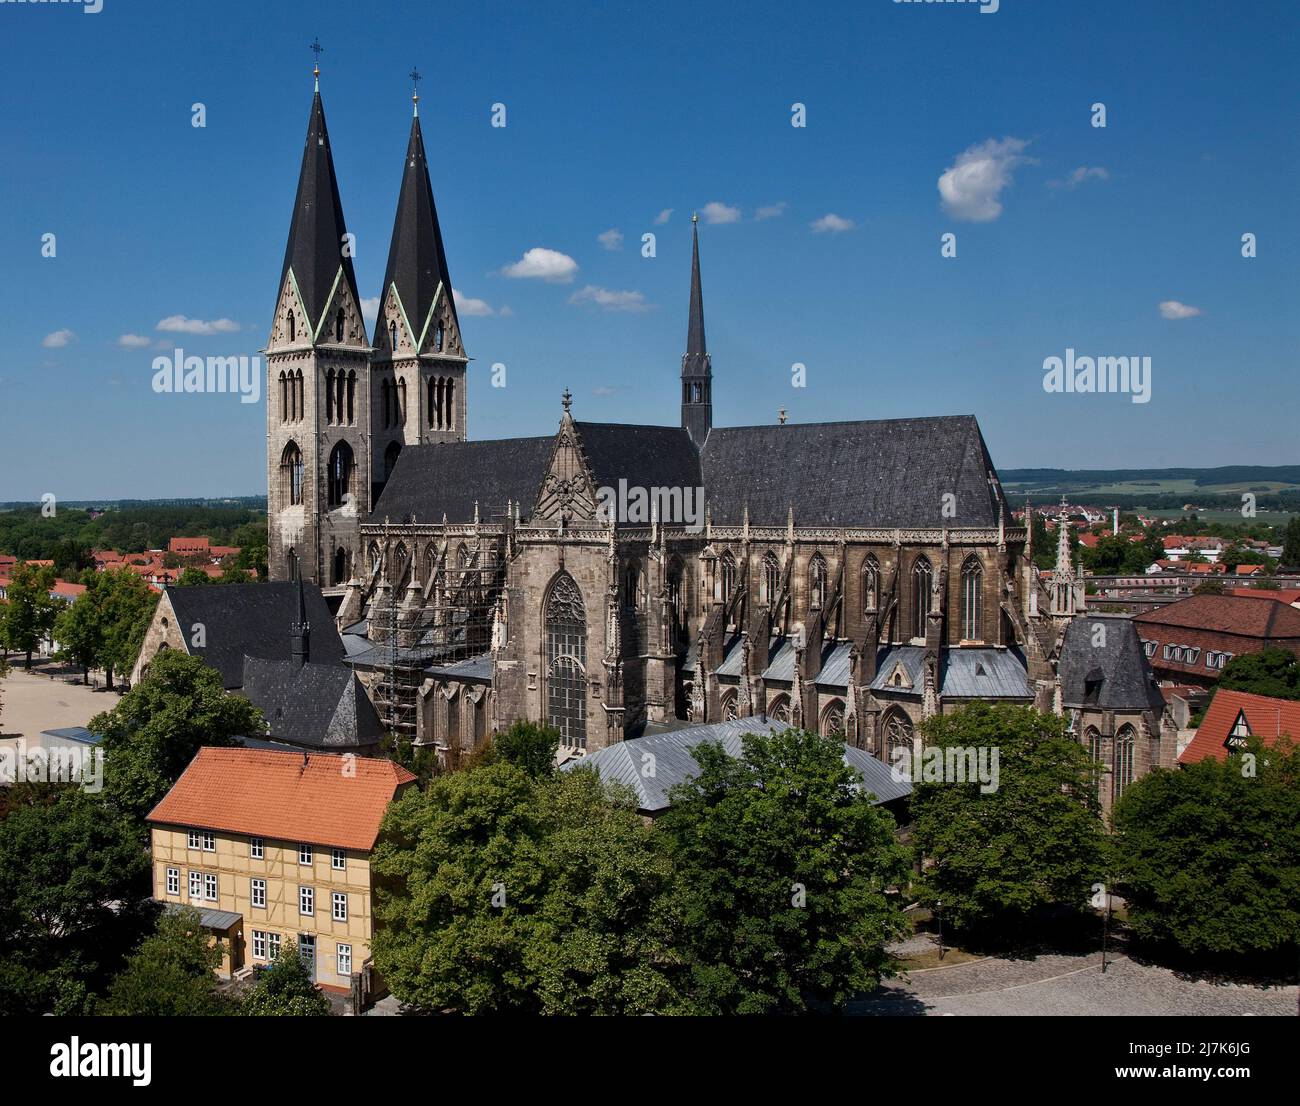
[277,63,456,350]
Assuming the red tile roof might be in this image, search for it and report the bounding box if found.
[1136,594,1300,638]
[1229,588,1300,605]
[1179,688,1300,764]
[169,537,211,554]
[146,747,416,851]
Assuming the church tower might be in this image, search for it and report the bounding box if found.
[680,214,712,449]
[266,63,371,587]
[371,79,469,504]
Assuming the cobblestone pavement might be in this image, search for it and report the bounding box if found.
[852,944,1297,1016]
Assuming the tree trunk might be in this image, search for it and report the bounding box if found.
[82,665,89,685]
[25,650,32,669]
[105,666,115,690]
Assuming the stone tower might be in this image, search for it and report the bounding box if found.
[266,67,371,586]
[680,214,712,449]
[370,86,469,505]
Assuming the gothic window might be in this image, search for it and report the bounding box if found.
[424,544,437,583]
[719,550,737,602]
[763,551,780,605]
[721,689,739,722]
[1085,725,1103,764]
[884,708,914,760]
[332,547,349,586]
[346,371,355,423]
[809,553,827,609]
[391,543,409,587]
[768,694,791,724]
[286,547,298,581]
[389,319,398,353]
[279,372,287,422]
[335,372,345,425]
[961,557,983,641]
[368,542,381,576]
[335,307,345,343]
[280,442,304,507]
[327,441,353,509]
[623,560,642,610]
[396,378,406,427]
[913,557,933,638]
[294,370,304,421]
[287,310,296,343]
[434,321,444,352]
[667,556,684,633]
[445,379,454,431]
[446,690,461,746]
[384,441,402,482]
[821,699,846,737]
[1114,725,1136,800]
[861,555,878,613]
[380,380,390,427]
[545,573,588,750]
[325,370,335,423]
[427,377,436,428]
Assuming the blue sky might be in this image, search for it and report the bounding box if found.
[2,0,1297,499]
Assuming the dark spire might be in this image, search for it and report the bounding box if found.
[279,83,361,333]
[681,214,713,450]
[290,576,311,668]
[379,113,457,352]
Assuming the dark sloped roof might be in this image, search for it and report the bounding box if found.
[242,656,384,750]
[279,89,361,332]
[700,415,1002,527]
[165,582,344,689]
[370,436,554,523]
[1059,616,1167,714]
[573,422,702,494]
[378,114,457,350]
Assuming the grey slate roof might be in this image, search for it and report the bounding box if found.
[700,415,1002,527]
[376,114,458,353]
[815,641,854,688]
[370,436,555,523]
[426,652,494,682]
[561,718,911,812]
[279,89,361,332]
[242,656,384,751]
[40,726,101,745]
[940,647,1032,699]
[572,422,702,496]
[166,582,344,689]
[165,902,242,931]
[871,645,926,693]
[1059,615,1166,714]
[684,219,708,366]
[761,638,798,682]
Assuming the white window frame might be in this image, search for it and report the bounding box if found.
[331,848,346,871]
[252,930,267,960]
[300,886,314,916]
[267,932,281,960]
[187,830,200,850]
[251,878,266,908]
[298,844,313,866]
[204,873,218,902]
[201,831,215,852]
[166,867,179,895]
[188,871,202,900]
[250,836,264,860]
[332,892,347,921]
[337,943,352,976]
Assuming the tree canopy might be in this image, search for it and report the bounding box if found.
[100,906,231,1016]
[1217,647,1300,700]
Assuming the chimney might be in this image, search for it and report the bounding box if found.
[290,577,311,668]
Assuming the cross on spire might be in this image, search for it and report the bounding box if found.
[309,37,323,87]
[410,67,422,115]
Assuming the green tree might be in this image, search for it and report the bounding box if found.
[471,720,561,779]
[658,728,911,1013]
[53,585,105,684]
[0,791,151,1014]
[91,649,264,822]
[175,566,212,587]
[240,940,331,1016]
[1111,738,1300,960]
[910,703,1105,938]
[100,906,231,1016]
[1282,516,1300,569]
[1217,647,1300,700]
[2,562,58,667]
[96,569,158,689]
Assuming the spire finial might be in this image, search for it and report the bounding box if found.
[410,67,422,116]
[310,37,323,89]
[778,406,788,425]
[561,387,572,414]
[692,211,698,225]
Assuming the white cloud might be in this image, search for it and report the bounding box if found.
[498,305,514,318]
[116,334,151,349]
[42,329,75,348]
[700,201,741,225]
[597,228,624,251]
[938,137,1033,222]
[654,208,673,225]
[810,213,854,234]
[568,285,651,312]
[156,315,241,335]
[360,297,380,324]
[1065,166,1109,189]
[453,288,495,317]
[1159,300,1202,320]
[501,247,579,283]
[755,202,787,221]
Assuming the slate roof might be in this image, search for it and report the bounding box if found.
[147,747,416,852]
[560,718,911,812]
[871,646,926,693]
[1059,616,1167,714]
[370,436,554,523]
[242,656,384,751]
[940,647,1032,699]
[377,114,457,353]
[425,652,494,682]
[572,422,702,496]
[40,726,101,746]
[700,415,1002,527]
[815,641,854,688]
[684,219,708,366]
[279,89,361,333]
[165,582,344,689]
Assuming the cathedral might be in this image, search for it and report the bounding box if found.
[258,70,1176,808]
